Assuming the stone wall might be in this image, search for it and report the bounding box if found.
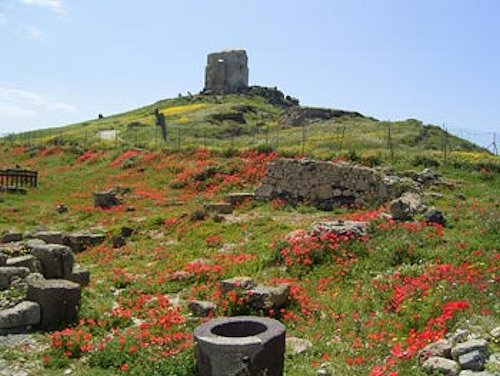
[255,159,407,210]
[204,50,249,94]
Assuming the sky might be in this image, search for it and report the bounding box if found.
[1,0,499,147]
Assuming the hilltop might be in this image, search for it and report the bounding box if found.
[4,87,490,166]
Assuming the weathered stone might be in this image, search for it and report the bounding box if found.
[0,253,7,266]
[56,204,68,214]
[188,300,216,317]
[204,50,249,94]
[31,244,74,279]
[0,267,29,289]
[458,350,486,371]
[447,328,470,344]
[27,278,81,330]
[224,192,255,207]
[390,192,425,220]
[425,208,447,225]
[286,337,312,355]
[219,276,255,295]
[458,371,495,376]
[203,202,233,214]
[23,238,46,251]
[63,232,105,252]
[422,356,460,376]
[1,232,22,244]
[34,231,64,245]
[254,159,405,210]
[67,266,90,286]
[194,316,285,376]
[112,235,126,248]
[419,339,452,364]
[451,339,489,360]
[6,255,42,273]
[415,168,441,186]
[0,301,40,329]
[93,190,122,208]
[120,226,134,238]
[490,326,500,340]
[310,220,368,237]
[247,284,290,311]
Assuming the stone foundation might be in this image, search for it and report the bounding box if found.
[255,159,408,210]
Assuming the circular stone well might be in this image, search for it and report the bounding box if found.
[194,316,286,376]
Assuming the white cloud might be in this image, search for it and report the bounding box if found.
[19,0,66,15]
[0,87,76,121]
[0,104,37,119]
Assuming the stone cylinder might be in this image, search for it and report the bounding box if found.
[194,316,286,376]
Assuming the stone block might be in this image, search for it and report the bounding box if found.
[63,232,105,252]
[310,220,368,237]
[0,253,7,266]
[422,356,460,376]
[458,350,486,371]
[203,203,233,215]
[418,339,452,364]
[34,231,64,245]
[219,276,255,295]
[247,284,290,311]
[451,339,489,360]
[390,192,425,221]
[27,278,81,330]
[224,193,255,206]
[1,232,22,244]
[0,301,40,329]
[6,255,42,272]
[188,300,216,317]
[67,266,90,286]
[31,244,74,279]
[0,267,30,289]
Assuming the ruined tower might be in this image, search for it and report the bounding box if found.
[204,50,249,94]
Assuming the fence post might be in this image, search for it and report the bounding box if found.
[276,126,280,150]
[302,123,306,155]
[177,127,181,151]
[387,122,394,165]
[155,126,158,150]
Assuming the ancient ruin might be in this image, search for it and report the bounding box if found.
[255,158,409,210]
[204,50,249,94]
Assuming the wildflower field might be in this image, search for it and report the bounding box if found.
[0,98,498,375]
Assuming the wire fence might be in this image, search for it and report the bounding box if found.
[0,122,498,161]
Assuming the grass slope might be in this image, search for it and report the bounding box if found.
[0,92,498,375]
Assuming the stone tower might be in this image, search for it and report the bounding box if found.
[204,50,249,94]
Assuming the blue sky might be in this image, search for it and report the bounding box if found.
[1,0,499,146]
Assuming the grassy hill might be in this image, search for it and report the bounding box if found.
[0,89,498,375]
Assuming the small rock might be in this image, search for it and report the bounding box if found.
[93,190,122,208]
[247,283,290,310]
[224,192,255,206]
[6,255,41,273]
[187,300,216,317]
[422,356,460,376]
[0,254,7,267]
[56,204,68,214]
[419,339,452,364]
[286,337,312,355]
[203,202,233,215]
[112,235,126,248]
[447,328,470,344]
[390,192,426,221]
[67,266,90,286]
[310,220,368,237]
[458,350,486,371]
[425,208,446,225]
[31,243,74,279]
[171,271,193,281]
[120,226,134,238]
[219,276,255,294]
[451,339,489,360]
[490,326,500,340]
